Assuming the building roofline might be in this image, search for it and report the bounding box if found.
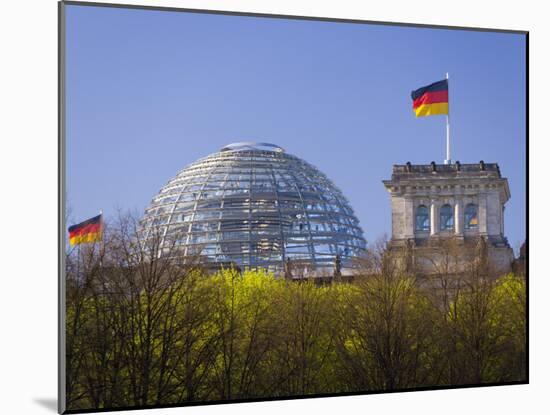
[392,161,501,175]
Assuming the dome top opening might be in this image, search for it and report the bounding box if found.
[220,142,285,153]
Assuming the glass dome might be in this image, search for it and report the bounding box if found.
[141,142,366,275]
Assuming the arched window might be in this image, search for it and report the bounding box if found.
[464,203,478,229]
[415,205,430,231]
[440,204,454,230]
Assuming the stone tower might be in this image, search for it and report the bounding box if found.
[383,161,514,276]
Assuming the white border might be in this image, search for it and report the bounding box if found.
[1,1,545,414]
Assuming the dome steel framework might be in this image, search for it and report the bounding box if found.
[141,142,366,275]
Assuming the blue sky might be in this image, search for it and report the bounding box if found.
[65,4,526,250]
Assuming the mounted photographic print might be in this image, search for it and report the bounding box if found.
[59,1,528,413]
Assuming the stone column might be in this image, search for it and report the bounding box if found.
[454,200,463,235]
[479,195,488,236]
[430,201,438,236]
[501,205,505,236]
[404,197,415,239]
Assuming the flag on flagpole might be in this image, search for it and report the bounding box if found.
[68,214,103,246]
[411,79,449,117]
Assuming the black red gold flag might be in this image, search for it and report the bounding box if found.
[68,214,102,246]
[411,79,449,117]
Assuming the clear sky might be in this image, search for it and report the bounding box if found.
[65,4,526,250]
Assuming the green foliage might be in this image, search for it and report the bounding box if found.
[66,260,526,411]
[442,273,527,384]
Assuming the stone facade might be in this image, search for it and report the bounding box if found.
[383,161,514,276]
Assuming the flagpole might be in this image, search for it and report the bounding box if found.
[99,209,104,268]
[445,72,451,164]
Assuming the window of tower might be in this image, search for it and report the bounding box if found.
[464,203,479,229]
[415,205,430,231]
[440,204,454,230]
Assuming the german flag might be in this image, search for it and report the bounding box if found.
[68,214,103,246]
[411,79,449,117]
